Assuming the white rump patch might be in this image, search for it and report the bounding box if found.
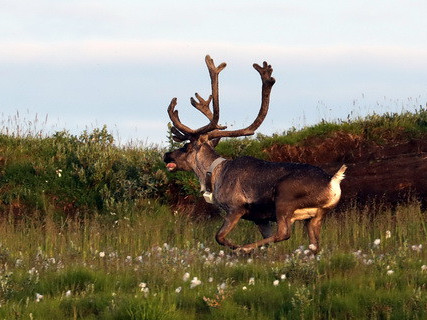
[324,164,347,208]
[291,208,318,223]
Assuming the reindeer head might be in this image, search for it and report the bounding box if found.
[164,55,275,172]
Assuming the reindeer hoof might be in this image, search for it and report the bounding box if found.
[308,244,318,253]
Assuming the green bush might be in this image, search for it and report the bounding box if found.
[0,126,168,216]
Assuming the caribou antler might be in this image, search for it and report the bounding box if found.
[207,61,275,139]
[167,56,275,141]
[191,93,213,120]
[167,55,227,141]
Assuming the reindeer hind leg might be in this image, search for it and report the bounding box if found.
[305,208,327,254]
[237,201,296,253]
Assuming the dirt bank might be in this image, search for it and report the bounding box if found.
[265,131,427,206]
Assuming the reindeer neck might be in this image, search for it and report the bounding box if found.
[192,147,224,191]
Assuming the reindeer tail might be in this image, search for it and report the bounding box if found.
[331,164,347,184]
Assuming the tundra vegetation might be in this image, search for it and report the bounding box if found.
[0,108,426,319]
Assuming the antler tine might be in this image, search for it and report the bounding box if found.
[205,55,226,128]
[191,93,228,130]
[208,61,275,140]
[190,93,213,120]
[171,126,191,142]
[167,98,199,135]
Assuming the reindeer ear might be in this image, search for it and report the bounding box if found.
[209,138,221,148]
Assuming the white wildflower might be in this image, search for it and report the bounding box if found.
[421,265,427,271]
[218,282,226,290]
[411,244,423,252]
[247,258,253,264]
[304,249,311,255]
[363,259,374,265]
[353,250,362,257]
[280,274,287,281]
[56,169,62,177]
[294,248,303,255]
[242,286,247,290]
[15,259,23,267]
[65,290,72,297]
[248,277,255,286]
[273,280,280,286]
[385,230,391,239]
[387,270,394,275]
[208,277,214,283]
[139,282,147,290]
[28,267,39,280]
[35,293,43,302]
[175,287,182,293]
[99,251,105,258]
[206,253,215,261]
[218,250,225,257]
[183,272,190,282]
[373,239,381,246]
[190,277,201,289]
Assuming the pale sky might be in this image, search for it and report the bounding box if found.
[1,1,427,145]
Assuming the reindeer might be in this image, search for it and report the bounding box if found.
[164,55,347,254]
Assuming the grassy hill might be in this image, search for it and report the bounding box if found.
[0,106,426,218]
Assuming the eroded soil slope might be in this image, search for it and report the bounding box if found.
[265,131,427,206]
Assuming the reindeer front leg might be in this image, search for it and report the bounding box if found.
[215,209,245,250]
[256,220,275,239]
[237,212,293,253]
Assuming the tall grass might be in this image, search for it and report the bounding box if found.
[216,105,427,159]
[0,201,425,319]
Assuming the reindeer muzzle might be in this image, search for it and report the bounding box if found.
[166,162,177,171]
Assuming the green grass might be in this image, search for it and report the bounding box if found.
[216,106,427,159]
[0,201,425,319]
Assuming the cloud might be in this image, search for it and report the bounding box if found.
[1,39,426,145]
[1,40,427,69]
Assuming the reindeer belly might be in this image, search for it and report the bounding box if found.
[244,201,276,221]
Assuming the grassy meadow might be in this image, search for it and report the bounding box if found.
[0,108,426,319]
[0,201,426,319]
